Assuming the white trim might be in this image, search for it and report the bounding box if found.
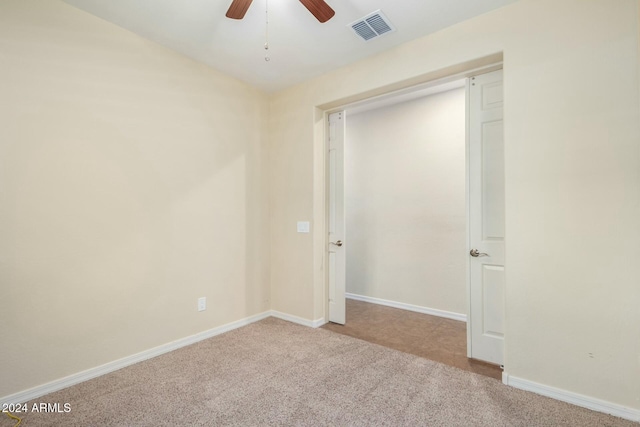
[0,311,271,406]
[0,310,330,406]
[271,310,326,328]
[346,293,467,322]
[502,372,640,423]
[465,75,473,358]
[311,317,327,328]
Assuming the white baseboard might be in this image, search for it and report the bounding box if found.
[0,311,272,406]
[346,293,467,322]
[0,310,327,406]
[311,317,327,328]
[270,310,326,328]
[5,312,637,424]
[502,372,640,423]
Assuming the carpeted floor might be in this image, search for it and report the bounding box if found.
[6,318,635,426]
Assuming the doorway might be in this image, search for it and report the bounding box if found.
[324,68,504,374]
[322,299,502,379]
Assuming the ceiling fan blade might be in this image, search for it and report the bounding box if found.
[299,0,335,23]
[226,0,253,20]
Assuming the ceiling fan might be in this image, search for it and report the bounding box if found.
[226,0,335,23]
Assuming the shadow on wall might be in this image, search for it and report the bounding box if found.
[0,0,269,397]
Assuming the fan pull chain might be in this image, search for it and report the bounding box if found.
[264,0,270,61]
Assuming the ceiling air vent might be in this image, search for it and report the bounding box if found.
[349,10,396,42]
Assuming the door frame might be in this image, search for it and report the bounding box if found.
[465,75,473,357]
[318,60,505,350]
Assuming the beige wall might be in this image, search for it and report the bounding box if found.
[269,0,640,410]
[345,89,466,314]
[1,0,639,413]
[0,0,269,397]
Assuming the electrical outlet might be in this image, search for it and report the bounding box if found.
[197,297,206,312]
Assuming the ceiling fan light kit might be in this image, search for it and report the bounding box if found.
[225,0,335,23]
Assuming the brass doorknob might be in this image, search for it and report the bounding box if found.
[330,240,343,247]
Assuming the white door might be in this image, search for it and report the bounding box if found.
[328,111,346,324]
[468,69,505,365]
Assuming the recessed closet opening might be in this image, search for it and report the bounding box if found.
[322,71,504,380]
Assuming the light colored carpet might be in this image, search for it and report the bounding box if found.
[8,318,635,426]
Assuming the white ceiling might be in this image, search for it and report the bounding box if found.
[61,0,518,92]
